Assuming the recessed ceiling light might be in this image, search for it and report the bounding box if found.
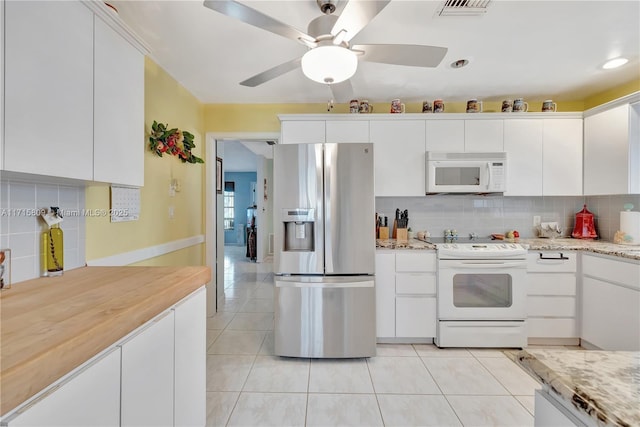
[450,59,469,69]
[602,57,629,69]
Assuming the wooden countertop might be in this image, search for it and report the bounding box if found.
[0,266,211,416]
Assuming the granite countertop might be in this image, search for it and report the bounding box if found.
[376,238,436,250]
[521,238,640,261]
[515,349,640,427]
[376,237,640,261]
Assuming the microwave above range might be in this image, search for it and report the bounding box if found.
[426,152,507,194]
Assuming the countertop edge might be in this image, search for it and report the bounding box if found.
[0,266,211,417]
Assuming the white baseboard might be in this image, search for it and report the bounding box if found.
[87,235,205,266]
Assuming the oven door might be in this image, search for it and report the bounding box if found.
[438,259,527,320]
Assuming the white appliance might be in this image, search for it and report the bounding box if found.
[435,239,528,348]
[426,152,507,194]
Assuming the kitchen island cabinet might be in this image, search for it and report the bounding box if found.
[0,266,210,424]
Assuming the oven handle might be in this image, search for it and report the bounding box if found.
[444,261,526,269]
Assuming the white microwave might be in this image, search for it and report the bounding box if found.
[425,152,507,194]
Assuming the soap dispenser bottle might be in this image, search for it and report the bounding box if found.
[41,207,64,276]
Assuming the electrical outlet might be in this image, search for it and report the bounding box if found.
[533,215,541,226]
[169,206,175,219]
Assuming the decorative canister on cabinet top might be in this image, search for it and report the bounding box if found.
[572,204,598,239]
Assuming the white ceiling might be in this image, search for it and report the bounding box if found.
[111,0,640,104]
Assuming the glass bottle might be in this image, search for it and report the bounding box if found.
[42,223,64,276]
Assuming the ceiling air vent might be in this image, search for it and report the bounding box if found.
[438,0,491,16]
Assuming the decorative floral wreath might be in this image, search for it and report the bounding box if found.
[149,121,204,164]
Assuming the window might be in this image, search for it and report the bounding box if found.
[223,181,235,230]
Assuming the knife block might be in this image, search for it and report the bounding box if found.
[396,228,408,241]
[379,227,389,239]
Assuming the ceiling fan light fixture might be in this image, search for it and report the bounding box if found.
[602,57,628,69]
[301,45,357,84]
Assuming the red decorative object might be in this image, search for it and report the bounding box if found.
[572,204,598,239]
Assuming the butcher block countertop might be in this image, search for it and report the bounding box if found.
[0,265,211,416]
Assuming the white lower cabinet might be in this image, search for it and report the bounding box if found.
[3,287,207,427]
[376,251,437,341]
[526,252,578,341]
[6,348,121,427]
[581,254,640,350]
[173,287,207,427]
[121,309,175,427]
[375,252,396,338]
[534,390,581,427]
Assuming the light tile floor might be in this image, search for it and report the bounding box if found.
[207,246,583,427]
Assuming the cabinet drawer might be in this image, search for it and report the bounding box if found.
[395,297,436,338]
[527,296,576,317]
[527,318,578,338]
[527,274,576,296]
[396,273,436,295]
[527,252,577,272]
[395,252,436,272]
[583,254,640,290]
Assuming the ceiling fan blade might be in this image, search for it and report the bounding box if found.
[331,0,391,42]
[352,44,448,67]
[203,0,314,44]
[330,80,354,103]
[239,57,302,87]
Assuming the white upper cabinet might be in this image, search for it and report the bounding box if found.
[584,102,640,195]
[280,120,325,144]
[464,119,504,152]
[370,120,426,196]
[4,1,94,180]
[94,16,145,186]
[326,120,369,143]
[426,120,464,152]
[504,120,543,196]
[542,118,583,196]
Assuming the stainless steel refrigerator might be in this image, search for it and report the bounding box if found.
[273,143,376,358]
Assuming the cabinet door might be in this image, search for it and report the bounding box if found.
[542,119,583,196]
[503,120,543,196]
[121,310,175,426]
[326,120,369,143]
[582,276,640,350]
[4,1,93,179]
[396,297,436,338]
[426,120,464,152]
[94,17,145,186]
[375,252,396,338]
[0,0,4,168]
[584,104,631,195]
[8,348,121,427]
[464,120,504,152]
[280,121,325,144]
[174,287,207,427]
[370,120,426,196]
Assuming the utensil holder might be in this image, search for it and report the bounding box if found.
[396,228,408,241]
[379,227,389,239]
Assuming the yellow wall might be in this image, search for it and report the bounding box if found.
[85,58,206,265]
[584,77,640,110]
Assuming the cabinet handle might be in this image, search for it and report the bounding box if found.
[539,253,569,260]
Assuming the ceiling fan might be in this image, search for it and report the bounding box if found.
[203,0,448,102]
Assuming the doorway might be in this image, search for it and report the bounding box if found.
[205,132,277,316]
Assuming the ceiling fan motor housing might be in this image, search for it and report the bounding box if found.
[317,0,337,15]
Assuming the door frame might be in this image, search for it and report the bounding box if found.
[205,132,278,315]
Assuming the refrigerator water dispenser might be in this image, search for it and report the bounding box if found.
[282,209,315,252]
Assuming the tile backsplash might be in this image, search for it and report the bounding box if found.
[0,179,86,284]
[376,194,640,241]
